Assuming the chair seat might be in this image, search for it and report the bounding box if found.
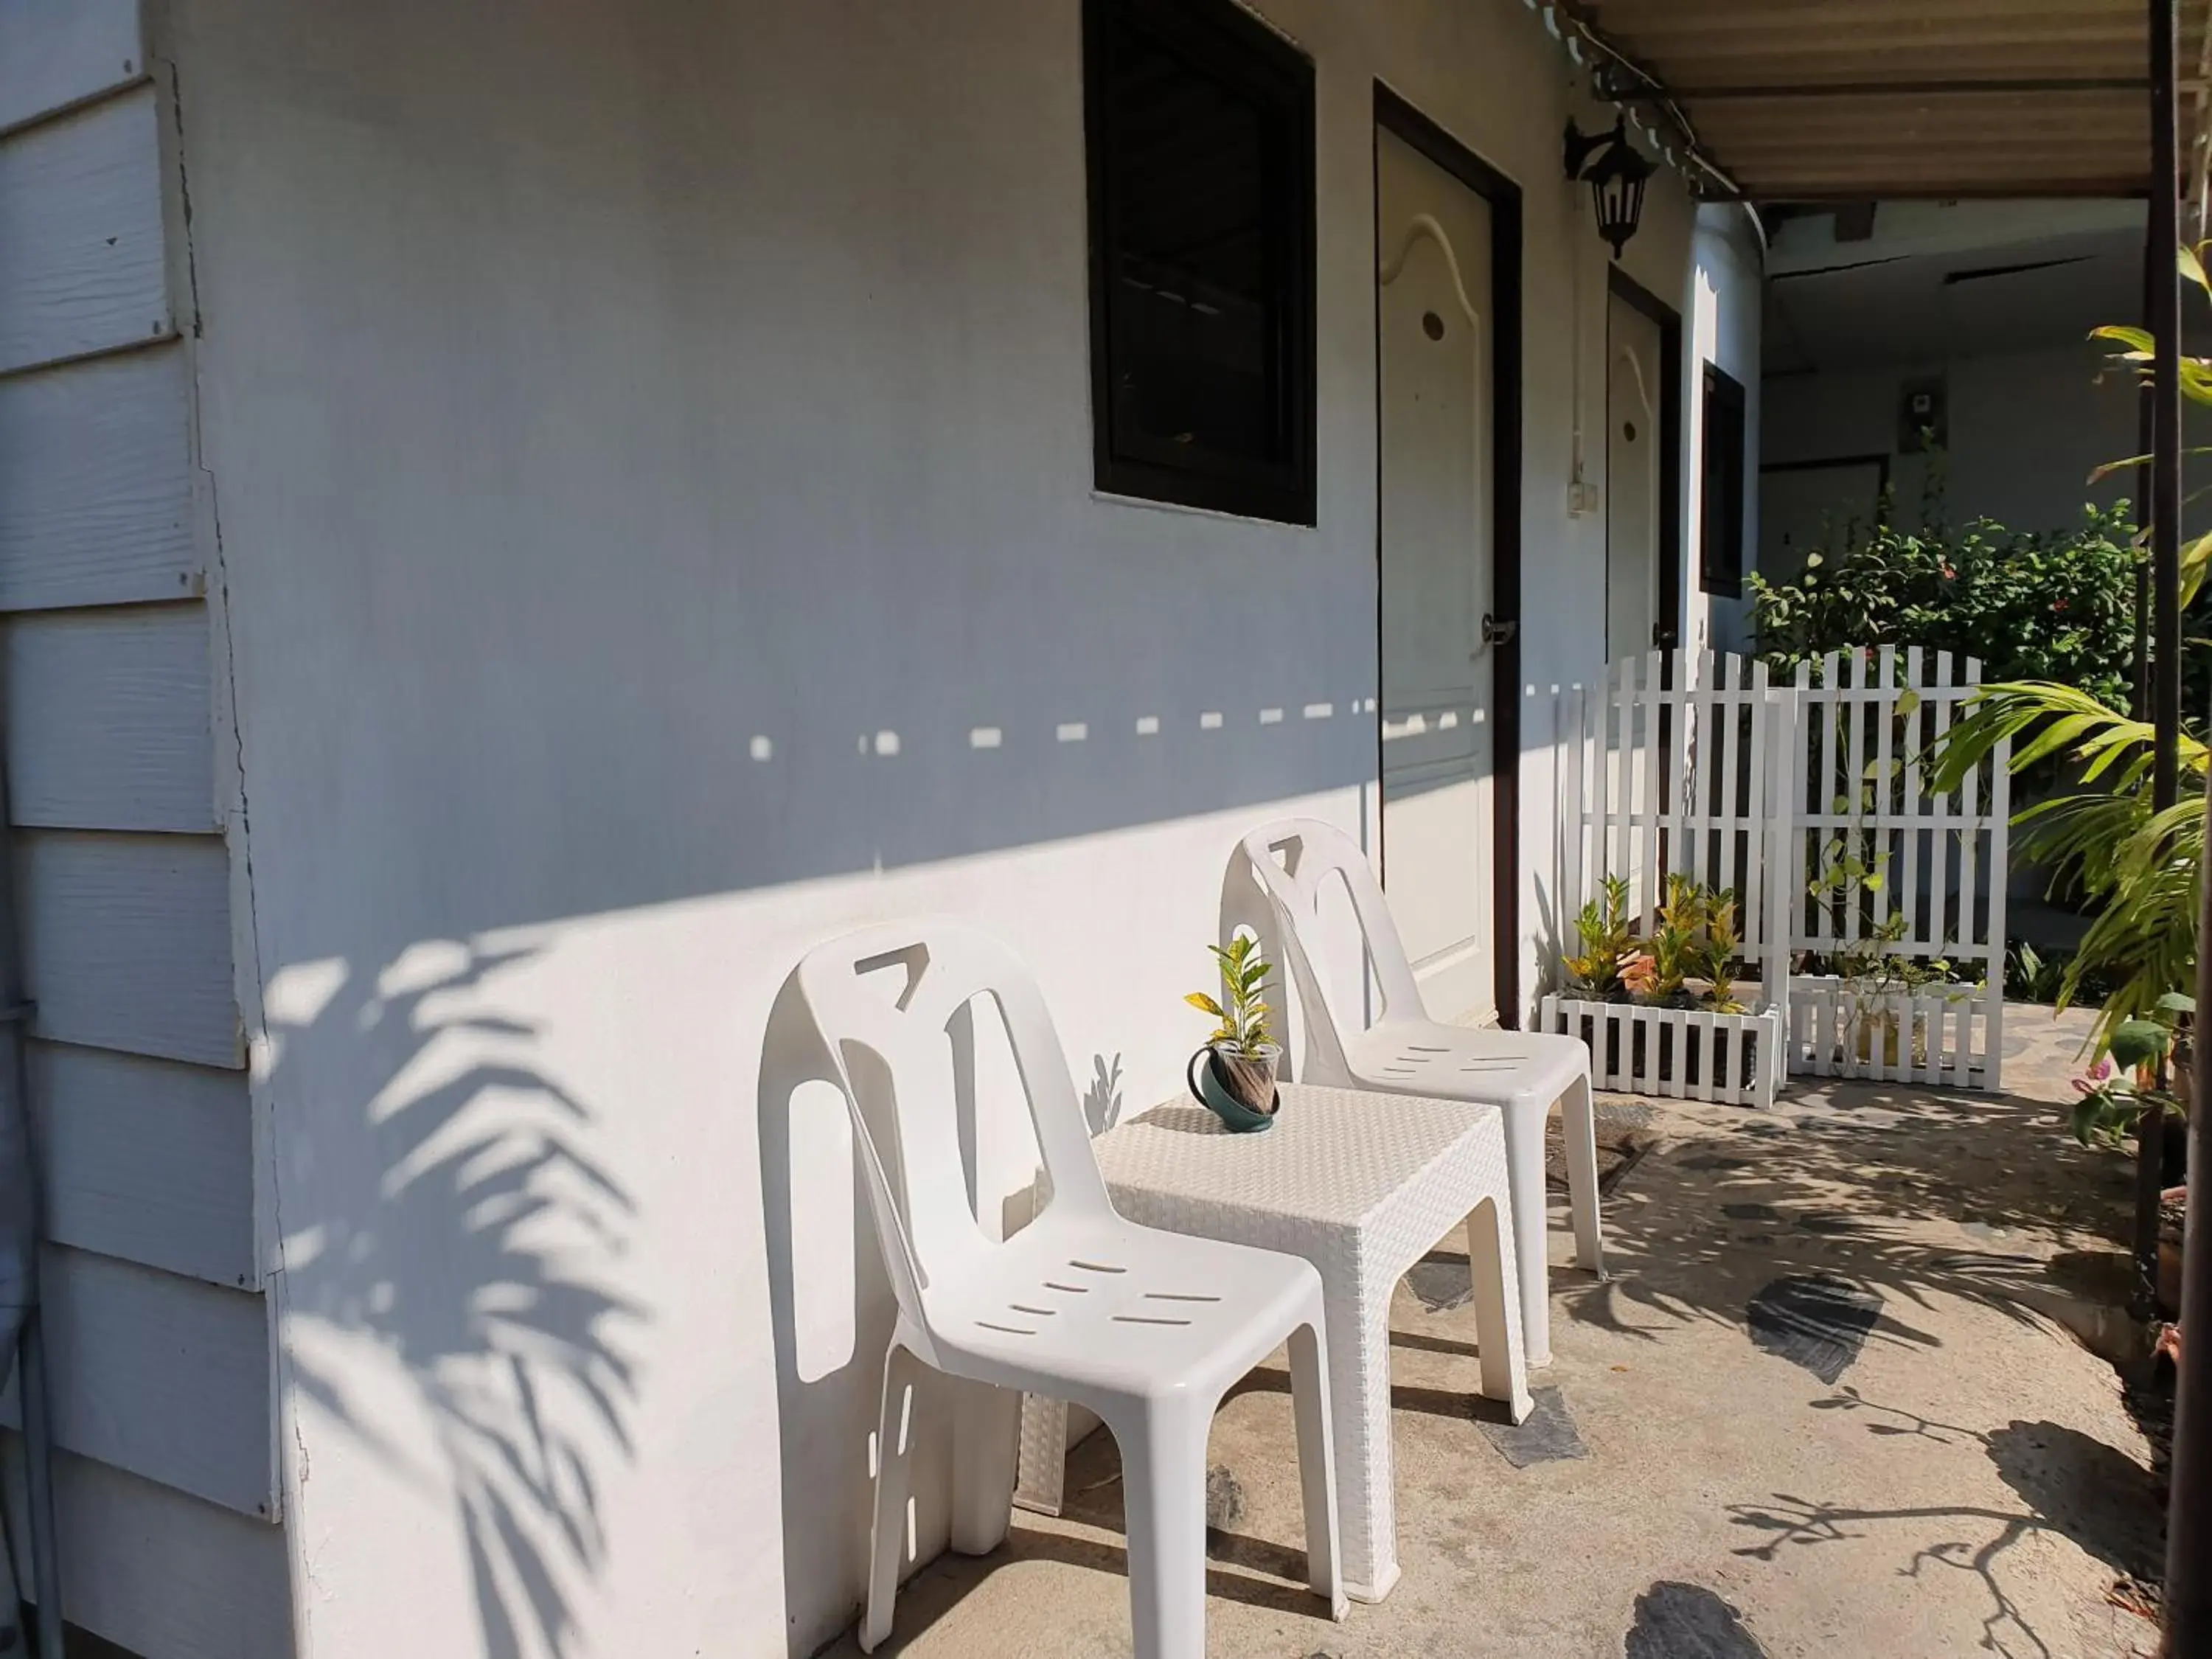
[1341,1020,1589,1107]
[926,1211,1321,1404]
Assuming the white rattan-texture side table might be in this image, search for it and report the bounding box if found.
[1014,1082,1534,1603]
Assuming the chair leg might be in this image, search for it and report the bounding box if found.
[1562,1071,1607,1280]
[1286,1318,1347,1621]
[950,1379,1020,1555]
[863,1344,923,1654]
[1466,1195,1534,1425]
[1498,1102,1554,1367]
[1113,1399,1211,1659]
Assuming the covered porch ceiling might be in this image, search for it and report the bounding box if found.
[1567,0,2211,201]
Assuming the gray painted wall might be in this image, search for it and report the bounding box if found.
[0,4,285,1656]
[1761,340,2143,573]
[153,0,1761,1654]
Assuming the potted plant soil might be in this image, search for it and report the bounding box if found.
[1185,934,1281,1133]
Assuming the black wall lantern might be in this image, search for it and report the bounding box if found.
[1564,115,1654,260]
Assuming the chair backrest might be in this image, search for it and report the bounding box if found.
[793,919,1112,1335]
[1225,819,1429,1079]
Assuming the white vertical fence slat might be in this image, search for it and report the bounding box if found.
[1638,650,1663,926]
[1873,644,1896,938]
[1902,644,1925,951]
[1556,644,2010,1102]
[1928,650,1955,969]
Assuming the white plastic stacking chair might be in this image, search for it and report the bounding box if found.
[795,920,1346,1659]
[1222,820,1604,1367]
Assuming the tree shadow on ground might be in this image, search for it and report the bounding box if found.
[272,939,644,1659]
[1556,1073,2139,1359]
[1727,1388,2162,1659]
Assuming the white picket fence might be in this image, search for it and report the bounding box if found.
[1785,647,2009,1088]
[1788,978,1991,1088]
[1548,644,2011,1102]
[1557,650,1795,997]
[1540,994,1787,1107]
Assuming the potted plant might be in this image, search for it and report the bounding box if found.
[1825,914,1968,1069]
[1564,874,1634,997]
[1185,933,1281,1132]
[1545,870,1781,1105]
[2070,996,2196,1312]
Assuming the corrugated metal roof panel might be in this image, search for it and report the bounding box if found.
[1572,0,2202,198]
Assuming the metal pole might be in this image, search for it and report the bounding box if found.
[2168,736,2212,1653]
[2136,213,2156,724]
[0,758,58,1659]
[2140,0,2185,1327]
[2155,4,2209,1646]
[0,870,58,1658]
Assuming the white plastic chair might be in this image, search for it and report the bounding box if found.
[795,920,1346,1658]
[1222,820,1604,1367]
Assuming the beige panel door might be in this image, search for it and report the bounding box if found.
[1377,125,1495,1026]
[1607,291,1666,659]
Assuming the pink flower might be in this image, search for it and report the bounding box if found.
[1621,951,1658,996]
[2074,1057,2115,1094]
[1941,563,1957,580]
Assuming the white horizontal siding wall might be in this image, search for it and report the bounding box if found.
[1,1445,290,1659]
[0,345,200,609]
[15,832,239,1065]
[28,1043,252,1287]
[0,0,147,134]
[0,82,172,374]
[0,8,285,1656]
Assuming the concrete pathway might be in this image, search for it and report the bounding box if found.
[821,1006,2163,1658]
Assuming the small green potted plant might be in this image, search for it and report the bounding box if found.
[1184,933,1281,1132]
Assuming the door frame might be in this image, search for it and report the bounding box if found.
[1372,84,1526,1026]
[1605,267,1683,651]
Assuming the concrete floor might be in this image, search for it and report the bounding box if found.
[824,1007,2165,1658]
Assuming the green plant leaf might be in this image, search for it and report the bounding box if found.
[2110,1018,2172,1070]
[1185,992,1225,1018]
[2071,1096,2107,1147]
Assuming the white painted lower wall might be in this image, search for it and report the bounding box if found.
[161,0,1761,1653]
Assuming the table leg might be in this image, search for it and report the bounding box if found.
[1323,1276,1399,1601]
[1014,1394,1070,1515]
[1464,1197,1534,1424]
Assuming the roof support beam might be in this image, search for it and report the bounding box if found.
[1663,77,2152,97]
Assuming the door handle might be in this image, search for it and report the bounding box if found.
[1481,613,1518,647]
[1652,622,1678,648]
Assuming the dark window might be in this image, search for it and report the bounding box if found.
[1700,364,1747,596]
[1083,0,1316,525]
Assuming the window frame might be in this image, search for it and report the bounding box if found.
[1699,361,1747,597]
[1082,0,1318,526]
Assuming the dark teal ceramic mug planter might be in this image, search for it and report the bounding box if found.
[1186,1043,1281,1133]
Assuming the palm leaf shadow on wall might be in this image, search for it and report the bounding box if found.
[271,940,645,1659]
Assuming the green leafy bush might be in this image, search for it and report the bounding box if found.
[1749,501,2140,711]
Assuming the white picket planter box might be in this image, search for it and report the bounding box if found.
[1785,974,1994,1090]
[1539,993,1784,1109]
[1552,643,2013,1099]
